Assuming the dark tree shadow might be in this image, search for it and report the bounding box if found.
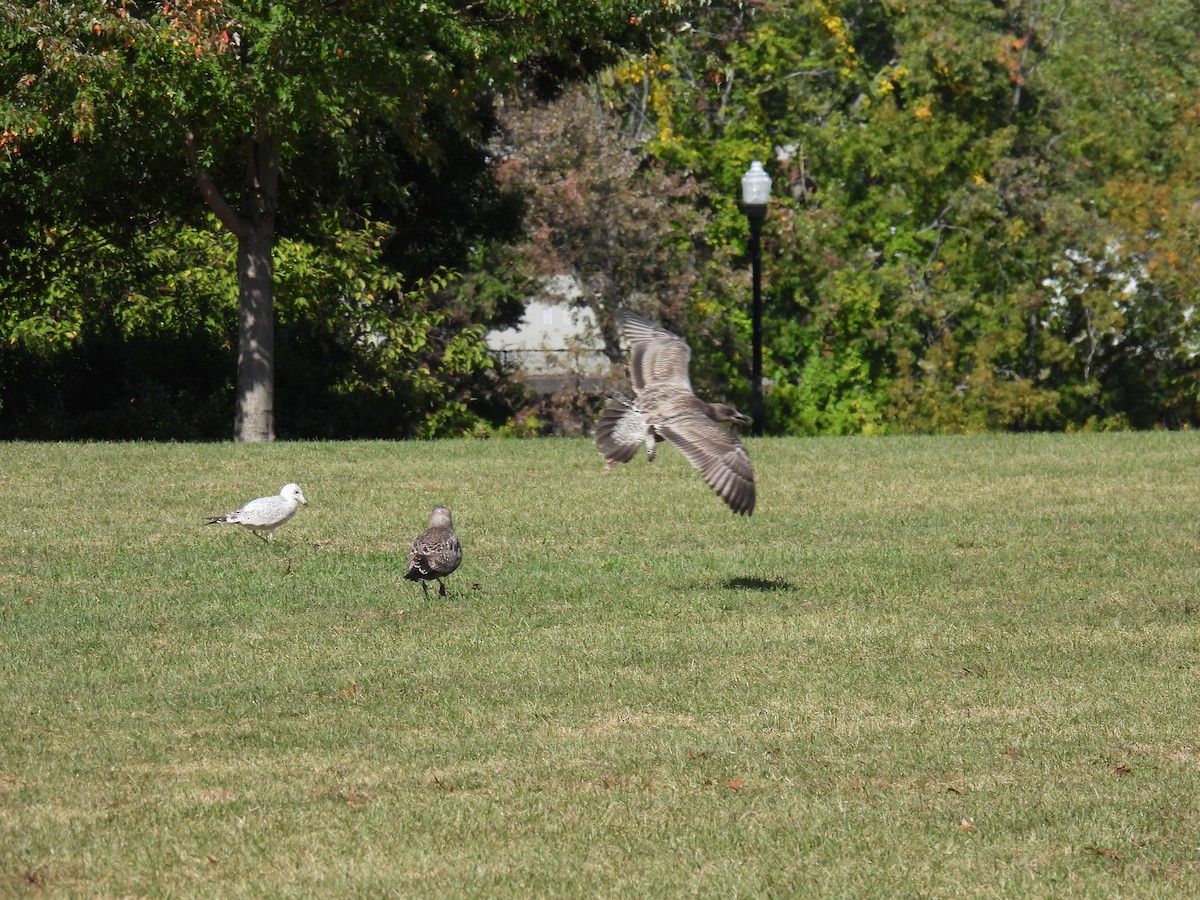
[722,577,793,592]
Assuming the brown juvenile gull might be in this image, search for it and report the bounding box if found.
[204,483,308,543]
[596,310,755,516]
[405,505,463,598]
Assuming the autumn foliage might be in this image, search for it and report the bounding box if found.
[1,0,1197,436]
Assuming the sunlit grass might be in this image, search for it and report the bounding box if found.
[2,433,1199,896]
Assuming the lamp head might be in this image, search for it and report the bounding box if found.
[740,160,772,213]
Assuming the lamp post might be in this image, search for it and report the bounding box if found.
[741,160,771,437]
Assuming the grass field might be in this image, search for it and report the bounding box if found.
[2,433,1199,897]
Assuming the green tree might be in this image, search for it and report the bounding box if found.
[591,0,1200,433]
[1,0,685,439]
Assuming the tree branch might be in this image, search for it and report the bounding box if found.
[185,130,247,239]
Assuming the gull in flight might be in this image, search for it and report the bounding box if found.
[405,505,463,598]
[596,311,755,515]
[204,483,308,543]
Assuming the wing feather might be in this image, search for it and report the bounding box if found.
[407,528,462,579]
[620,311,694,394]
[657,412,756,516]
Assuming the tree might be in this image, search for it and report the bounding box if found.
[584,0,1200,432]
[493,84,723,363]
[1,0,687,439]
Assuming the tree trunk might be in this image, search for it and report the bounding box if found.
[233,137,279,442]
[187,130,281,442]
[235,221,276,441]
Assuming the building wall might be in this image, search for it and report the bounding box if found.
[486,292,611,384]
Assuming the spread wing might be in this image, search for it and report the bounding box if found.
[605,310,754,515]
[619,311,694,395]
[656,411,756,516]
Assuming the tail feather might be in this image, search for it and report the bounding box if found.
[596,397,649,466]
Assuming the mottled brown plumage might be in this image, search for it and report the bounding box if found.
[596,311,755,515]
[405,505,462,598]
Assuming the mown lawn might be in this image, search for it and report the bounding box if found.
[1,433,1199,897]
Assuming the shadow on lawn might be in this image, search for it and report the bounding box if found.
[722,577,793,592]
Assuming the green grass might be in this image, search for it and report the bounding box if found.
[2,433,1200,896]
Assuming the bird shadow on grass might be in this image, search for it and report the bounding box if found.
[722,577,793,592]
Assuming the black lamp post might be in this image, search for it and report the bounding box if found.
[741,160,771,437]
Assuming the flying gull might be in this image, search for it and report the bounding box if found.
[204,483,308,542]
[405,505,463,598]
[596,310,755,515]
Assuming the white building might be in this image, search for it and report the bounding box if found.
[486,277,612,391]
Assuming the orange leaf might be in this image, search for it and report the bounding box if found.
[724,777,744,791]
[1110,764,1132,775]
